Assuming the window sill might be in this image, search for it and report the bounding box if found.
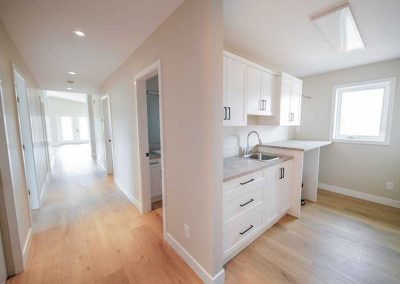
[331,138,389,146]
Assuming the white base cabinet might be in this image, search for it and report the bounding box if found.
[223,160,293,263]
[149,158,162,200]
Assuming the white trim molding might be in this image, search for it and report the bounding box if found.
[22,228,32,268]
[319,183,400,208]
[165,233,225,284]
[114,178,142,213]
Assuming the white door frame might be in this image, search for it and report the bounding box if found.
[100,95,114,174]
[12,64,40,210]
[39,96,50,172]
[134,60,166,235]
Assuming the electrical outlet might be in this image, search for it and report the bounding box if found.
[386,181,394,190]
[184,224,190,239]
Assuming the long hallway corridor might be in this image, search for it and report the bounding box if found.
[8,144,200,284]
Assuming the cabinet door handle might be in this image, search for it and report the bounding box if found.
[240,178,254,185]
[279,168,283,179]
[228,107,231,120]
[240,198,254,207]
[239,225,254,235]
[223,107,227,120]
[150,161,159,165]
[282,168,285,178]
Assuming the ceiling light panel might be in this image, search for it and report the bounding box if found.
[312,4,365,53]
[68,71,77,75]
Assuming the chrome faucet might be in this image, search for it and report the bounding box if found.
[246,131,262,155]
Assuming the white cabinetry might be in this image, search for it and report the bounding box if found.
[247,66,275,116]
[276,73,303,126]
[223,54,247,126]
[149,158,162,200]
[223,159,293,263]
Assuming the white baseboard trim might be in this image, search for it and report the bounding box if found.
[165,233,225,284]
[318,183,400,209]
[151,193,162,202]
[22,228,32,268]
[114,179,142,212]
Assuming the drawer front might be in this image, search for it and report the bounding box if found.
[224,185,263,222]
[224,170,264,196]
[224,207,263,254]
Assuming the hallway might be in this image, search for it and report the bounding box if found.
[8,144,200,284]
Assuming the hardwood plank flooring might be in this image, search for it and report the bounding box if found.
[7,144,201,284]
[225,190,400,284]
[6,144,400,283]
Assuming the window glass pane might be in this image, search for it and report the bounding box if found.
[61,116,73,141]
[78,117,89,140]
[338,88,384,137]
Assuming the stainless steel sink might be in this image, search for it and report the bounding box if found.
[243,152,280,162]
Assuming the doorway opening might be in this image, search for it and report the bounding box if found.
[135,60,166,234]
[45,90,93,170]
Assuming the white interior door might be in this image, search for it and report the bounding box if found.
[101,96,113,174]
[14,69,40,210]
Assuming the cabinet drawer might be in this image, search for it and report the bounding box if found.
[224,185,263,222]
[224,208,263,254]
[224,170,264,195]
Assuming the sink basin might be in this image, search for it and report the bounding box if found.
[243,153,280,162]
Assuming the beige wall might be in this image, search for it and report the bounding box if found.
[99,0,224,280]
[0,19,48,274]
[296,59,400,202]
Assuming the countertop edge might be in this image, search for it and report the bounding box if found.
[223,155,293,182]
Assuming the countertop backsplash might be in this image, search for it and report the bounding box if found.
[223,125,295,158]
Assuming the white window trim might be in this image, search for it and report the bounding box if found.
[330,77,396,145]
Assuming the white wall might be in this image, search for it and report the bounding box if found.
[45,97,88,145]
[296,59,400,202]
[99,0,224,281]
[0,19,48,274]
[87,95,97,158]
[224,125,294,157]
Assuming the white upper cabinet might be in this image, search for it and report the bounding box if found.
[247,66,275,116]
[222,51,302,126]
[276,72,303,126]
[223,54,247,126]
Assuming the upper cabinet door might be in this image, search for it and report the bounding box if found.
[247,65,262,115]
[260,71,275,116]
[278,73,303,126]
[289,78,302,125]
[224,56,247,126]
[279,76,292,125]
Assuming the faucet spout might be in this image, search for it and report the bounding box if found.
[246,131,262,155]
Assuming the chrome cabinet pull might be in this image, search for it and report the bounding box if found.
[239,225,254,235]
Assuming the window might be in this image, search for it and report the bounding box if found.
[331,78,396,145]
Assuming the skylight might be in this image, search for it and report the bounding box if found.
[312,4,365,53]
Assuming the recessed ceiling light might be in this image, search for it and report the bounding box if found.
[311,3,365,53]
[73,30,85,37]
[68,71,77,75]
[67,87,73,90]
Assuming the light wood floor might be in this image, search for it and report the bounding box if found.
[225,190,400,284]
[7,144,201,284]
[7,144,400,283]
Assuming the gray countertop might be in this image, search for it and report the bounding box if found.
[260,140,332,151]
[223,155,293,182]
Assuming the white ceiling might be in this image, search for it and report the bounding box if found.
[224,0,400,77]
[46,91,87,103]
[0,0,183,93]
